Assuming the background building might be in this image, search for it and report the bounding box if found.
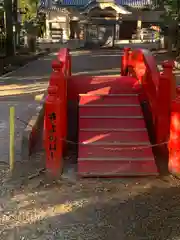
[39,0,163,42]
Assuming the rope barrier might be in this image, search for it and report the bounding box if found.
[16,116,170,151]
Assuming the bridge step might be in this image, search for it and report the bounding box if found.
[77,88,158,177]
[79,130,149,144]
[79,106,142,117]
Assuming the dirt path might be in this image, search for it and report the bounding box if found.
[1,168,180,240]
[1,49,180,240]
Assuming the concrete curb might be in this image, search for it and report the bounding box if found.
[21,95,46,161]
[38,41,85,52]
[114,42,160,52]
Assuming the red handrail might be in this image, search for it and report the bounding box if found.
[124,48,159,125]
[57,48,71,77]
[168,97,180,175]
[123,48,175,149]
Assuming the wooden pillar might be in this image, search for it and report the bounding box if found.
[66,15,70,40]
[4,0,14,56]
[46,13,50,38]
[137,15,142,40]
[115,13,119,40]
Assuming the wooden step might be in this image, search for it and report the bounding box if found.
[78,144,154,159]
[77,87,158,177]
[79,95,139,106]
[79,130,150,144]
[78,160,158,177]
[79,106,143,117]
[79,118,146,129]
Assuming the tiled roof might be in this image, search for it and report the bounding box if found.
[117,0,153,7]
[39,0,89,8]
[58,0,90,6]
[39,0,154,9]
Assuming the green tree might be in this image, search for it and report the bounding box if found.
[19,0,39,22]
[154,0,180,54]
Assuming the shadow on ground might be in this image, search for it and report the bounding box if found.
[1,175,180,240]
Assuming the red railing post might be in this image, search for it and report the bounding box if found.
[155,61,172,150]
[67,49,71,77]
[163,60,176,100]
[56,49,69,144]
[44,86,63,176]
[51,60,67,150]
[49,60,63,88]
[43,60,62,146]
[57,48,71,77]
[121,48,130,76]
[168,98,180,176]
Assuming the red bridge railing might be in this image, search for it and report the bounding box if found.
[168,87,180,176]
[44,48,71,176]
[122,47,180,175]
[121,48,175,153]
[44,47,179,176]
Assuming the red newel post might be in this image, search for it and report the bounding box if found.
[121,47,130,76]
[155,61,172,150]
[162,60,176,100]
[44,86,63,176]
[51,59,67,149]
[168,98,180,177]
[168,59,179,176]
[43,60,62,146]
[49,60,63,91]
[57,47,71,77]
[67,48,71,77]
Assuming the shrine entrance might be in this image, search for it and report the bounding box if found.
[82,2,131,48]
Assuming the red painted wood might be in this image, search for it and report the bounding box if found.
[78,160,158,176]
[44,86,63,176]
[77,75,157,177]
[78,145,153,159]
[168,99,180,175]
[79,131,149,144]
[155,61,175,150]
[79,95,139,106]
[121,48,130,76]
[79,118,146,129]
[57,48,71,76]
[68,75,140,101]
[79,106,142,117]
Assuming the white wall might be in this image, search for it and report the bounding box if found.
[48,11,70,40]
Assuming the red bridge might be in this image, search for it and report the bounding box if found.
[41,48,180,178]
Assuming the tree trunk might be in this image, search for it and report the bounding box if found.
[168,20,176,54]
[13,0,19,48]
[4,0,14,56]
[176,2,180,56]
[167,36,173,53]
[176,29,180,56]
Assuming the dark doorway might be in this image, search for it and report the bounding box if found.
[120,21,137,40]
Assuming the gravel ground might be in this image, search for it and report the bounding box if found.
[1,48,180,240]
[1,164,180,240]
